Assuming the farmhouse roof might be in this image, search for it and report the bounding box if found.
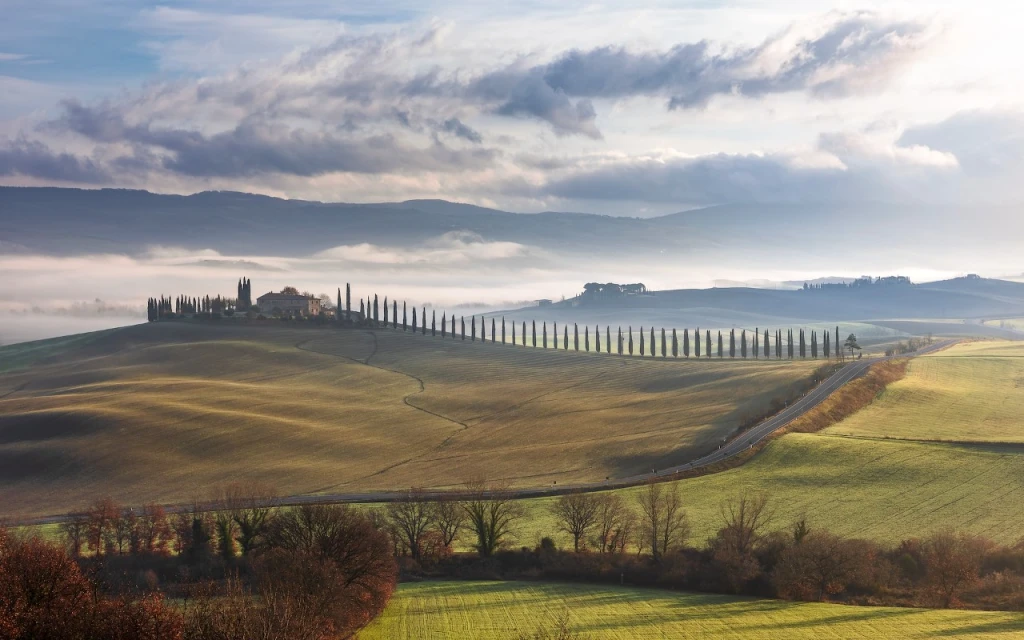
[257,292,315,301]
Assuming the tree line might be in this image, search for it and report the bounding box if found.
[146,279,867,361]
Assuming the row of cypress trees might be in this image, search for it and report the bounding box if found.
[147,294,230,321]
[343,288,847,361]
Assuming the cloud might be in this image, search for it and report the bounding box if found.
[439,117,483,143]
[0,138,110,183]
[899,111,1024,176]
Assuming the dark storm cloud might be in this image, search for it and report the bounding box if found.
[0,138,110,183]
[439,118,483,143]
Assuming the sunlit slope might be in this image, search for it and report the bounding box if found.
[825,341,1024,442]
[0,322,816,517]
[517,434,1024,547]
[363,581,1024,639]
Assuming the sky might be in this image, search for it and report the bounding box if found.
[2,0,1023,215]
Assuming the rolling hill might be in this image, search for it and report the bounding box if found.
[0,321,818,518]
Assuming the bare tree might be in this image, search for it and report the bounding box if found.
[773,531,872,601]
[86,497,118,556]
[594,494,627,554]
[711,492,774,592]
[461,480,525,557]
[224,482,277,556]
[635,482,689,561]
[60,512,88,557]
[550,493,600,552]
[430,497,466,549]
[385,489,434,559]
[923,531,986,607]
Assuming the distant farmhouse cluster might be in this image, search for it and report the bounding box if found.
[802,275,913,290]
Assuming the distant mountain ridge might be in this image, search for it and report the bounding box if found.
[4,187,1023,266]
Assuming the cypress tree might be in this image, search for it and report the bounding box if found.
[618,327,623,355]
[442,313,447,337]
[337,288,342,321]
[471,316,476,341]
[836,326,841,361]
[412,307,417,333]
[360,299,365,319]
[346,284,352,321]
[480,316,485,341]
[705,331,711,359]
[502,317,506,344]
[799,329,806,358]
[585,326,590,352]
[606,326,611,354]
[403,302,408,331]
[564,325,569,350]
[596,325,601,353]
[573,324,579,351]
[650,327,655,357]
[461,316,466,340]
[811,330,817,358]
[383,298,388,325]
[684,328,690,358]
[639,327,644,356]
[532,320,537,347]
[824,331,830,358]
[553,322,558,349]
[523,321,527,347]
[672,329,678,358]
[511,320,516,345]
[432,310,437,336]
[543,322,548,348]
[628,327,634,355]
[422,308,427,335]
[729,329,736,358]
[718,331,724,358]
[491,317,495,343]
[788,330,794,359]
[695,328,701,358]
[661,328,667,358]
[741,330,747,358]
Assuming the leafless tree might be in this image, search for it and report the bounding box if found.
[923,531,987,607]
[223,482,277,556]
[712,492,774,592]
[551,493,600,552]
[635,482,689,561]
[773,531,873,601]
[60,512,88,557]
[461,480,525,557]
[430,497,466,549]
[594,494,627,554]
[385,489,434,559]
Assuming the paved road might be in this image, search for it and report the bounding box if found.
[15,340,953,525]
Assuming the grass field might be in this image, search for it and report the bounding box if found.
[825,341,1024,442]
[515,434,1024,548]
[0,321,818,519]
[362,581,1024,639]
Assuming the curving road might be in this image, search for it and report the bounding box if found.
[15,340,954,525]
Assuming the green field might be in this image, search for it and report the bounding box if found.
[362,581,1024,639]
[826,341,1024,442]
[0,322,817,519]
[514,434,1024,548]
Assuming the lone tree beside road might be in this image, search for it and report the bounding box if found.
[845,333,862,359]
[550,493,601,552]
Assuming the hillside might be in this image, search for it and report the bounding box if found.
[365,581,1024,639]
[0,322,818,518]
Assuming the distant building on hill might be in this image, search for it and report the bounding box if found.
[537,299,553,307]
[256,292,321,316]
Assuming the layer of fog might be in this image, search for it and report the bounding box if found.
[0,230,1009,345]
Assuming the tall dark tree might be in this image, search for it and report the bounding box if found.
[412,307,417,333]
[462,316,466,340]
[432,310,437,336]
[574,324,580,351]
[472,316,477,341]
[597,325,602,353]
[553,322,558,349]
[423,308,428,335]
[606,326,611,354]
[373,295,378,324]
[650,327,656,357]
[523,321,527,346]
[618,327,623,355]
[741,330,747,358]
[442,313,447,337]
[383,297,389,325]
[585,326,590,352]
[337,288,342,321]
[661,328,667,359]
[403,302,408,331]
[502,317,506,344]
[776,330,782,359]
[824,330,829,358]
[346,283,352,321]
[718,331,724,359]
[729,329,736,358]
[788,329,795,359]
[639,327,645,356]
[672,329,678,358]
[511,320,516,345]
[360,299,365,319]
[543,322,548,348]
[628,327,634,355]
[564,325,569,350]
[491,317,495,343]
[836,326,841,361]
[532,320,537,347]
[799,329,806,358]
[480,316,485,341]
[684,328,690,358]
[811,330,818,358]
